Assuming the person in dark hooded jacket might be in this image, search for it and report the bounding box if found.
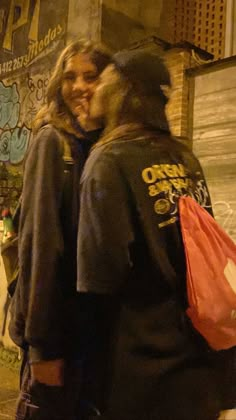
[76,50,235,420]
[8,39,111,420]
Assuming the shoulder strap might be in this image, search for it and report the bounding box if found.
[57,130,74,196]
[12,196,21,232]
[61,135,74,166]
[56,131,76,244]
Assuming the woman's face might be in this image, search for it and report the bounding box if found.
[61,53,99,117]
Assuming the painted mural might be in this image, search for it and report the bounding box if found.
[0,0,69,349]
[0,0,69,215]
[0,0,67,77]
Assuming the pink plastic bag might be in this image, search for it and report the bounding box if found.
[179,196,236,350]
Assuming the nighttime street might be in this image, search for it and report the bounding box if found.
[0,0,236,419]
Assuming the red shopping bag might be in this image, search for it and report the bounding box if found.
[179,196,236,350]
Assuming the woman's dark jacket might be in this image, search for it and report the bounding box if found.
[9,124,98,362]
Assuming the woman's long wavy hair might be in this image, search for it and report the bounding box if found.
[33,39,111,135]
[95,64,170,147]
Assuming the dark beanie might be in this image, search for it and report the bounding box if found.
[112,50,171,103]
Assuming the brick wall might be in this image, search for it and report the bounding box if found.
[165,49,188,138]
[164,48,194,141]
[164,47,211,143]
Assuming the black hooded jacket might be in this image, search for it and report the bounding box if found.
[77,124,231,420]
[9,123,100,362]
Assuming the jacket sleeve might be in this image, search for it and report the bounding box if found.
[77,150,135,413]
[77,149,134,295]
[19,126,65,361]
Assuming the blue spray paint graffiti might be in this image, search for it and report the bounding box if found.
[10,126,30,164]
[0,81,31,164]
[0,82,20,129]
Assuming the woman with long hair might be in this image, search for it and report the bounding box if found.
[33,40,111,135]
[9,39,111,420]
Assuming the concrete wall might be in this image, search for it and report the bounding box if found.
[67,0,101,42]
[101,0,175,51]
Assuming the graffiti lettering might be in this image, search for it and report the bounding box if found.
[3,0,30,51]
[0,82,31,164]
[3,0,41,52]
[27,24,63,61]
[21,73,50,126]
[13,57,24,70]
[36,78,49,102]
[0,127,30,164]
[214,200,235,238]
[0,24,63,76]
[0,82,20,129]
[28,0,41,42]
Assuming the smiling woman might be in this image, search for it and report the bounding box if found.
[33,39,111,135]
[8,39,111,420]
[61,53,99,118]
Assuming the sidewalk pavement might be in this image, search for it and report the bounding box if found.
[0,355,19,419]
[0,348,236,420]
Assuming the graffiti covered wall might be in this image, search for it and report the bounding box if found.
[0,0,103,352]
[0,0,69,214]
[0,0,69,350]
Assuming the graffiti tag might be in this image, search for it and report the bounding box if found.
[0,82,30,164]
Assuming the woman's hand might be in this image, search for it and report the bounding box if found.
[30,359,64,386]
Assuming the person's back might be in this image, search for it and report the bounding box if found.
[78,125,224,420]
[77,52,231,420]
